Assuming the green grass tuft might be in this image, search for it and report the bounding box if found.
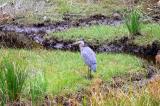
[0,56,28,102]
[29,71,48,102]
[125,10,141,36]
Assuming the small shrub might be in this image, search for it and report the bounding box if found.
[125,10,141,36]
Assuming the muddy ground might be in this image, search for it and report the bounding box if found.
[0,14,122,34]
[0,14,122,47]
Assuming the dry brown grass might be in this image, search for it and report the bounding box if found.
[155,51,160,67]
[148,75,160,101]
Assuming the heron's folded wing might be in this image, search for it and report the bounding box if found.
[81,47,96,66]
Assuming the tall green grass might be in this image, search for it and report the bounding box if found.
[29,71,48,102]
[0,55,49,105]
[0,57,28,103]
[125,10,141,36]
[0,68,6,106]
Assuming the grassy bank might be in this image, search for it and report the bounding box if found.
[134,23,160,45]
[0,49,144,96]
[49,23,160,44]
[49,24,128,43]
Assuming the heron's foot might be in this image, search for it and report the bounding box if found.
[87,74,93,80]
[84,75,93,80]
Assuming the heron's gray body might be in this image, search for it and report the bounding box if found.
[80,46,96,72]
[72,40,96,79]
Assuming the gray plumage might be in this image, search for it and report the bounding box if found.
[80,46,96,72]
[72,40,96,79]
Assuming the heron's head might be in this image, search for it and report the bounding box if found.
[72,40,85,48]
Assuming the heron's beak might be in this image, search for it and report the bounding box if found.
[67,41,79,48]
[71,41,80,46]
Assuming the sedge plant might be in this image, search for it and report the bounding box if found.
[0,57,28,104]
[125,10,141,36]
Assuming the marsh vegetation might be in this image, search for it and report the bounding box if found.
[0,0,160,105]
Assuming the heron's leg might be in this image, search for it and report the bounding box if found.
[87,67,90,79]
[88,68,92,80]
[89,69,92,79]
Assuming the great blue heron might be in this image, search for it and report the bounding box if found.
[72,40,96,79]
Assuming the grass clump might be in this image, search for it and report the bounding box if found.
[0,53,49,105]
[28,70,48,104]
[125,10,141,36]
[0,57,28,104]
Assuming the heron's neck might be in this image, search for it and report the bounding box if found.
[79,45,85,51]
